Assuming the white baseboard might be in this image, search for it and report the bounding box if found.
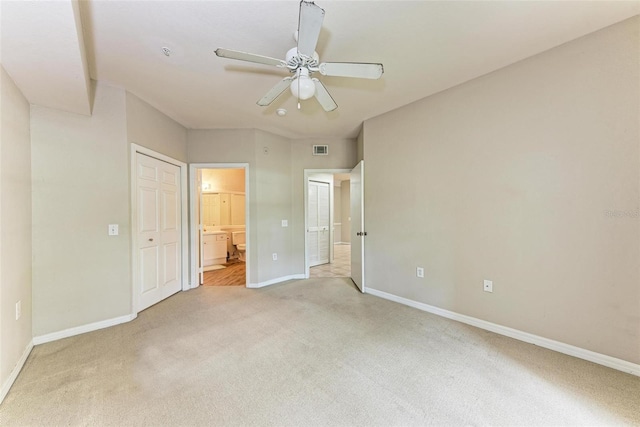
[365,287,640,377]
[33,313,137,345]
[1,340,33,404]
[248,274,306,289]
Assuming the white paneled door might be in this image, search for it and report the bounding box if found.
[308,180,330,267]
[351,161,365,292]
[136,153,182,311]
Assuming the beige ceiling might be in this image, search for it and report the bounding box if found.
[2,1,638,139]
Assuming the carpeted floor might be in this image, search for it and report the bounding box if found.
[1,277,639,426]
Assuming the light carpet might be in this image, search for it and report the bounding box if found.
[1,277,639,426]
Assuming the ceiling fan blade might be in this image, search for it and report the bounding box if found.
[257,77,294,106]
[312,78,337,112]
[319,62,384,79]
[297,1,324,57]
[215,48,286,68]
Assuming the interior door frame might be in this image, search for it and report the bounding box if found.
[130,144,189,315]
[189,163,250,288]
[197,170,204,285]
[303,168,352,278]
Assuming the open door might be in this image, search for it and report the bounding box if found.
[350,161,365,292]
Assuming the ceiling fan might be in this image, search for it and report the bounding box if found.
[215,0,384,112]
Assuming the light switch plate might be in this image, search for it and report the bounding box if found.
[108,224,119,236]
[282,220,288,227]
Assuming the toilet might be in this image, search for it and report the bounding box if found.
[231,231,246,262]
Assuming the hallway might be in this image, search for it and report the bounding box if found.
[310,244,350,278]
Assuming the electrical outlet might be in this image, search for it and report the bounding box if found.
[282,220,288,227]
[483,280,493,293]
[108,224,119,236]
[272,253,278,261]
[416,267,424,278]
[16,300,21,320]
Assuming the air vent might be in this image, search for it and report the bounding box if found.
[313,145,328,156]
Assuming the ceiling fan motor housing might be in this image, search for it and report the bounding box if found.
[285,47,320,72]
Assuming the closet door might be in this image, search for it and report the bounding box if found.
[308,180,330,267]
[136,153,182,311]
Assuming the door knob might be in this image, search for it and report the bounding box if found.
[149,238,154,242]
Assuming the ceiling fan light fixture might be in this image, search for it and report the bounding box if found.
[290,68,315,100]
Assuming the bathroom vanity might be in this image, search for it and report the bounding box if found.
[202,231,227,268]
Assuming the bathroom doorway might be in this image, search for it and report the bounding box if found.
[189,163,249,288]
[304,170,352,279]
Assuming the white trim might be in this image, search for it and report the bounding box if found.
[0,340,33,404]
[130,144,189,314]
[365,287,640,377]
[32,314,137,346]
[248,274,305,289]
[189,163,250,289]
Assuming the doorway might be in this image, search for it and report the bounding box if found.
[304,169,358,281]
[189,163,250,288]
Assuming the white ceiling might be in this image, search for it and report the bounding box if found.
[1,0,92,115]
[2,1,638,139]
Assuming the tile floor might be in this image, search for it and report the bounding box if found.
[310,244,351,278]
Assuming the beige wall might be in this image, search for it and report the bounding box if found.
[363,17,640,364]
[31,83,130,336]
[202,168,245,194]
[0,66,32,390]
[31,83,188,337]
[254,130,293,282]
[334,185,342,221]
[126,92,187,162]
